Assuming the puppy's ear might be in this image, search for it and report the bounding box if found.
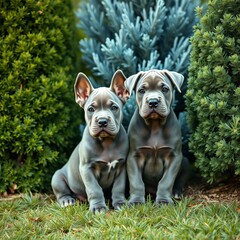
[124,71,144,96]
[162,70,184,93]
[74,72,94,107]
[110,70,129,103]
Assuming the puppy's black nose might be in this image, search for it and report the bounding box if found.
[148,99,158,108]
[98,118,108,128]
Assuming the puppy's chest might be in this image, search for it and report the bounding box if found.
[91,152,125,179]
[147,131,166,146]
[135,133,175,169]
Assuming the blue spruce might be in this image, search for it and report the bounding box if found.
[77,0,199,155]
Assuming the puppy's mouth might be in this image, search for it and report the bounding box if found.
[99,129,112,137]
[146,110,165,119]
[95,129,115,138]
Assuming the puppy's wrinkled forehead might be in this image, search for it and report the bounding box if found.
[85,87,121,108]
[137,71,172,90]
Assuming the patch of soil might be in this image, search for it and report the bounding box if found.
[185,175,240,204]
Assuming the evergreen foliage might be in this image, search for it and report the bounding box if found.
[76,0,199,126]
[0,0,80,193]
[186,0,240,182]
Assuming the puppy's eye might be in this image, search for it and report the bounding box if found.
[162,86,169,93]
[138,88,145,94]
[111,105,119,111]
[88,106,95,112]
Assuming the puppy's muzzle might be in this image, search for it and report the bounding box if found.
[148,98,159,109]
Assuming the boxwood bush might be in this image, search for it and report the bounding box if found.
[0,0,80,193]
[186,0,240,183]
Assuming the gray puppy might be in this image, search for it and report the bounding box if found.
[125,69,185,205]
[51,70,129,213]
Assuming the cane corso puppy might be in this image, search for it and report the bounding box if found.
[51,70,129,213]
[125,69,187,205]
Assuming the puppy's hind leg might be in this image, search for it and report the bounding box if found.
[172,156,190,199]
[51,170,76,207]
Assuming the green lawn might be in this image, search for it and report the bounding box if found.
[0,194,239,239]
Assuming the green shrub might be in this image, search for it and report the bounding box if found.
[186,0,240,183]
[0,0,80,193]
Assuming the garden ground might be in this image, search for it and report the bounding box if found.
[1,175,239,239]
[2,171,240,204]
[185,175,240,204]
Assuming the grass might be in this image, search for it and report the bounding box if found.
[0,194,239,240]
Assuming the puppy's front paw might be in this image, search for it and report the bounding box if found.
[156,197,174,206]
[129,196,145,206]
[91,206,107,214]
[58,196,76,207]
[113,201,126,210]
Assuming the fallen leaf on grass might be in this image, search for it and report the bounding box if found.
[30,217,43,222]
